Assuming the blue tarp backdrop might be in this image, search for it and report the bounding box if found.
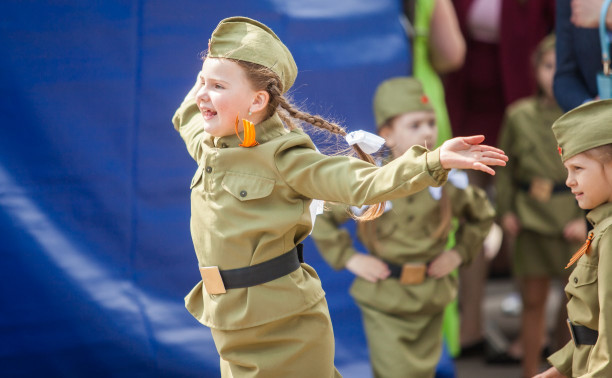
[1,1,455,377]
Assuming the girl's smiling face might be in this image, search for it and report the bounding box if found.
[380,111,438,158]
[195,58,264,137]
[564,152,612,209]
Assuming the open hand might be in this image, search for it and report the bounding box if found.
[345,254,391,282]
[439,135,508,175]
[428,250,462,279]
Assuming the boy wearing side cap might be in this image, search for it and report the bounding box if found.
[535,99,612,378]
[311,77,495,378]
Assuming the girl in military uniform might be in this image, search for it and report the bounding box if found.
[172,17,507,378]
[495,35,586,377]
[533,100,612,377]
[311,77,495,378]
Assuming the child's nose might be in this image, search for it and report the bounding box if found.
[195,86,209,102]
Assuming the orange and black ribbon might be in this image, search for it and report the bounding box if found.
[235,115,259,147]
[565,232,594,269]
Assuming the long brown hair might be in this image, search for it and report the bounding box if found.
[230,58,385,221]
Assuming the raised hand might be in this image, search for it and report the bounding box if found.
[439,135,508,175]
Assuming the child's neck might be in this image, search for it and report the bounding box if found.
[539,94,556,107]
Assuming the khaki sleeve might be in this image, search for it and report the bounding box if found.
[583,230,612,377]
[276,138,449,206]
[450,184,495,265]
[547,341,574,377]
[495,113,517,218]
[310,204,358,270]
[172,98,206,162]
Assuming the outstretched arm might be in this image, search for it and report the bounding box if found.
[438,135,508,175]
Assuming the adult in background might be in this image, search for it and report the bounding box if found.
[554,0,609,111]
[444,0,555,354]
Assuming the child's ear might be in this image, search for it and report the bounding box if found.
[378,126,395,148]
[250,90,270,114]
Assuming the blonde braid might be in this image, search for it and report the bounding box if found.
[277,96,384,220]
[235,59,384,221]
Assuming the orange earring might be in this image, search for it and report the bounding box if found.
[234,115,259,148]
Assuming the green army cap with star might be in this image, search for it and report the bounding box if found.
[207,16,297,94]
[552,99,612,162]
[373,77,434,129]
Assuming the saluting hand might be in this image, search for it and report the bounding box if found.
[345,253,391,283]
[184,71,205,101]
[439,135,508,175]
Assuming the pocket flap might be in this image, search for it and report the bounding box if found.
[222,171,274,201]
[571,263,598,288]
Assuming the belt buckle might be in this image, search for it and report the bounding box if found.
[399,263,427,285]
[199,266,227,295]
[567,319,579,346]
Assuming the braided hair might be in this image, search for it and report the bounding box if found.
[232,59,385,221]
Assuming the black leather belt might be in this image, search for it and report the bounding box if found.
[567,319,598,346]
[199,244,304,295]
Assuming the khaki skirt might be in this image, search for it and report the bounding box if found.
[513,230,580,278]
[210,297,342,378]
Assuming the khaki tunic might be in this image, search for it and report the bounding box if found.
[496,97,583,234]
[548,202,612,377]
[311,176,494,377]
[496,97,583,276]
[173,98,448,331]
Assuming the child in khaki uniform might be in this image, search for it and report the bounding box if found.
[311,77,495,378]
[496,35,586,377]
[172,17,507,378]
[534,100,612,377]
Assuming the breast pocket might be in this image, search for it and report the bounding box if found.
[570,262,598,289]
[222,171,275,202]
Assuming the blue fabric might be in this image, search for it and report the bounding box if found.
[1,1,450,377]
[554,0,602,111]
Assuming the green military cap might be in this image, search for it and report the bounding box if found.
[552,99,612,161]
[208,16,297,94]
[373,77,434,129]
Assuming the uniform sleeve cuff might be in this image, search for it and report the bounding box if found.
[454,245,469,265]
[338,249,359,270]
[546,342,574,377]
[426,148,450,185]
[172,98,198,131]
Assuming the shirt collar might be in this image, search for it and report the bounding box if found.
[586,202,612,228]
[212,113,288,149]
